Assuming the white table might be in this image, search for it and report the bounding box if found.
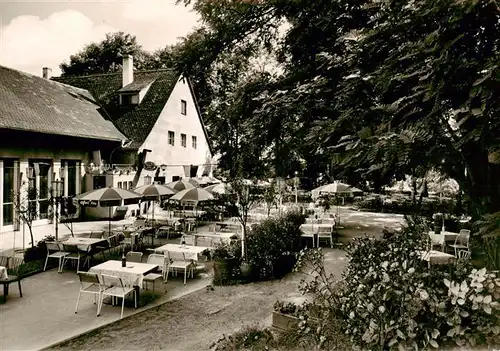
[0,266,8,280]
[428,231,459,251]
[194,232,237,246]
[419,250,456,265]
[153,244,209,261]
[89,260,158,287]
[63,237,107,251]
[300,224,334,232]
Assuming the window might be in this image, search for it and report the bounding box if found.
[144,175,152,185]
[128,181,133,189]
[117,181,122,189]
[181,100,187,115]
[123,181,128,190]
[172,176,181,182]
[192,136,197,149]
[2,159,17,226]
[154,177,165,185]
[168,131,175,146]
[120,94,138,105]
[181,134,187,148]
[65,160,79,197]
[28,160,52,220]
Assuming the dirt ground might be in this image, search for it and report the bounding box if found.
[47,209,402,351]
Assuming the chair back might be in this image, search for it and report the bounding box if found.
[46,241,62,253]
[317,226,332,235]
[108,235,117,248]
[181,234,195,246]
[455,229,471,247]
[167,251,186,263]
[320,218,335,225]
[458,250,471,260]
[7,257,24,275]
[100,274,126,292]
[89,231,104,239]
[78,271,100,286]
[0,256,8,267]
[147,254,169,274]
[62,244,81,255]
[126,251,143,263]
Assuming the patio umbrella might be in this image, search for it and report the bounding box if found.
[166,180,197,191]
[204,183,232,195]
[169,187,215,218]
[133,184,177,220]
[170,187,214,203]
[76,186,141,233]
[197,176,221,185]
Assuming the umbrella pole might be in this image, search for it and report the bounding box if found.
[153,200,155,220]
[108,206,111,234]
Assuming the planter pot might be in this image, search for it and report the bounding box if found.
[272,311,300,330]
[240,261,252,279]
[213,258,239,286]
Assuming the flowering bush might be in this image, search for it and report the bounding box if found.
[295,216,500,350]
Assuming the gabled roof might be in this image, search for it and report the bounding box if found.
[0,65,126,142]
[53,69,213,155]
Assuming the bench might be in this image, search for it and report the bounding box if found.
[0,256,24,302]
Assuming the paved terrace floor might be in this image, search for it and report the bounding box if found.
[0,240,212,351]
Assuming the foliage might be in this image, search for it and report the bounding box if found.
[60,32,177,75]
[472,211,500,271]
[210,326,277,351]
[12,182,41,249]
[295,217,500,350]
[354,195,458,218]
[212,241,243,286]
[246,210,305,280]
[212,240,242,261]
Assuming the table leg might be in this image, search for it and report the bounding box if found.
[134,286,140,308]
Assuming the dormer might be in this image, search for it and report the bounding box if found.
[117,55,154,106]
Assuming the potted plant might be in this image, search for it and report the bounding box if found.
[212,241,241,286]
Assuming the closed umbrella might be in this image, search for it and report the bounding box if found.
[134,184,177,219]
[166,180,197,191]
[77,186,141,233]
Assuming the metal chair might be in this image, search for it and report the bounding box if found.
[75,271,106,316]
[61,244,84,272]
[449,229,471,257]
[44,242,69,273]
[143,254,169,295]
[98,275,136,319]
[167,251,194,285]
[126,251,143,263]
[458,250,471,260]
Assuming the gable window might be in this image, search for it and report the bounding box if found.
[192,136,197,149]
[168,131,175,146]
[120,93,139,106]
[181,134,187,148]
[181,100,187,115]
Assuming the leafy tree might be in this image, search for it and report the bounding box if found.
[60,32,174,75]
[12,182,39,248]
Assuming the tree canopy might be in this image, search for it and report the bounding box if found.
[60,0,500,215]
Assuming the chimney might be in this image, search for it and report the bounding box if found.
[122,55,133,87]
[42,67,52,80]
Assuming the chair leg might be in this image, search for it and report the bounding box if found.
[96,293,101,316]
[184,268,187,285]
[121,296,125,319]
[75,290,82,314]
[134,290,137,309]
[43,256,49,271]
[17,280,22,297]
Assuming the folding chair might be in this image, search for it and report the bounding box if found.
[98,275,136,319]
[143,254,169,295]
[75,271,106,316]
[449,229,471,257]
[167,251,194,285]
[126,251,143,263]
[44,242,69,273]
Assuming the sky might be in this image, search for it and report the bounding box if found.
[0,0,200,76]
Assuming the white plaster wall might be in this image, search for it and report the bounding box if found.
[139,77,213,184]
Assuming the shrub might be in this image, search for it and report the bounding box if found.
[246,210,305,281]
[212,240,243,286]
[24,235,55,262]
[210,326,276,351]
[295,216,500,350]
[354,195,458,217]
